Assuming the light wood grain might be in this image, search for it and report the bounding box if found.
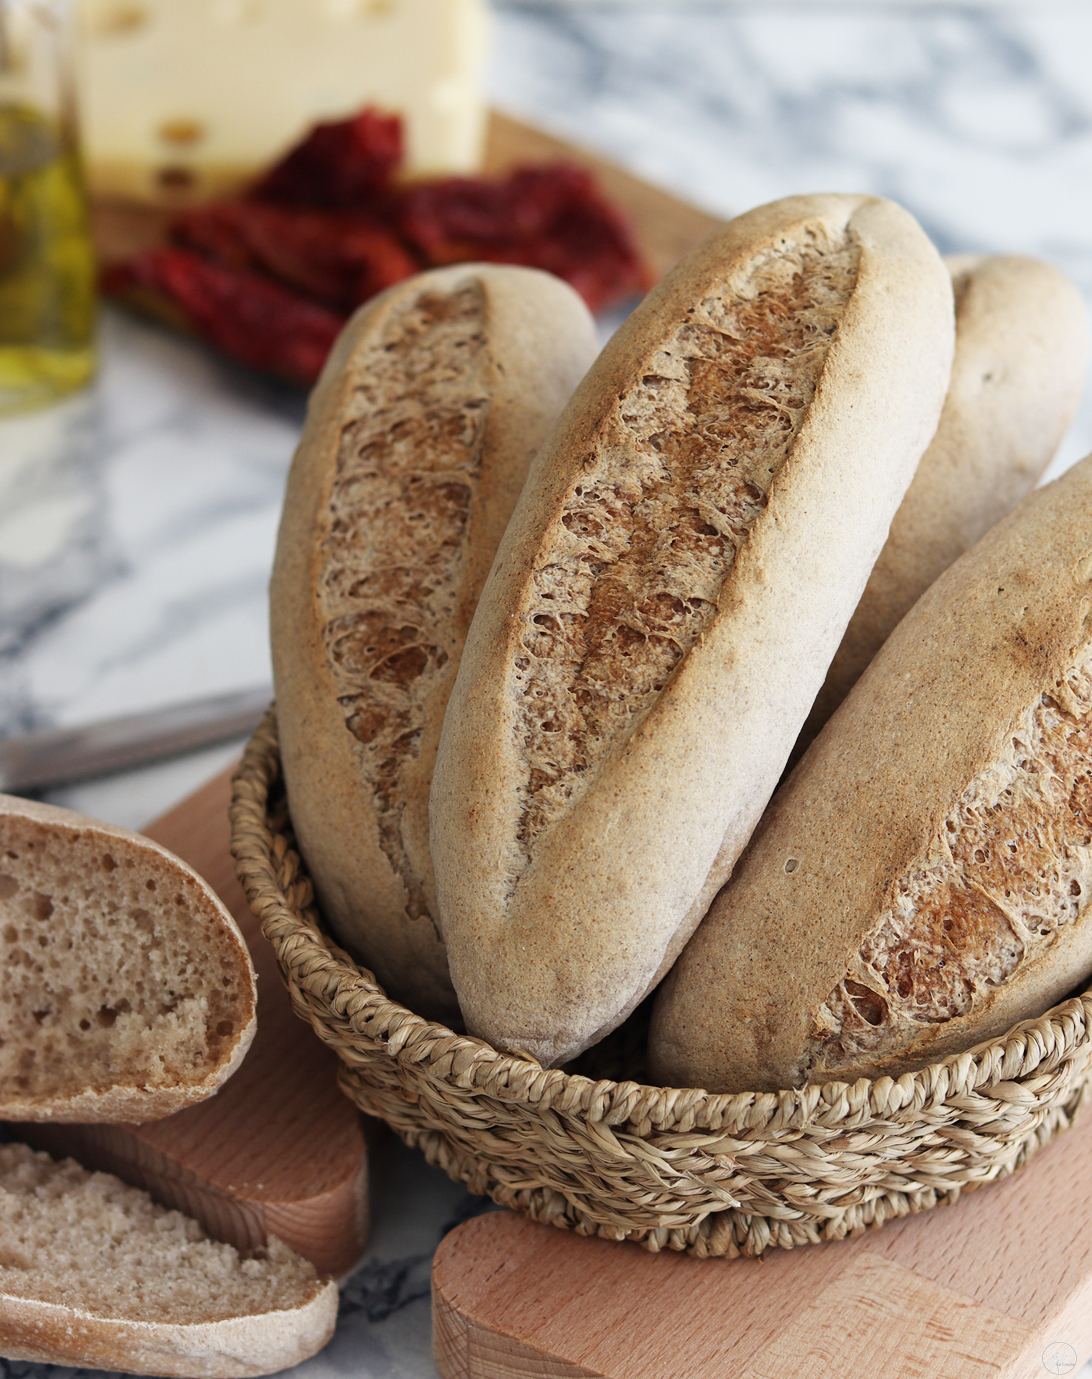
[432,1097,1092,1379]
[19,766,369,1278]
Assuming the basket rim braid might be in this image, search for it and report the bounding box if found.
[229,706,1092,1259]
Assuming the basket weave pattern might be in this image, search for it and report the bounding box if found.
[230,709,1092,1258]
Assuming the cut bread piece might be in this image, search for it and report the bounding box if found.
[0,794,256,1122]
[431,193,954,1066]
[0,1141,337,1377]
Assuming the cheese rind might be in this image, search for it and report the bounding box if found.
[76,0,490,202]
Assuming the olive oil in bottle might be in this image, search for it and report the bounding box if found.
[0,99,96,413]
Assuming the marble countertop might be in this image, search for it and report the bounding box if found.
[3,5,1092,1378]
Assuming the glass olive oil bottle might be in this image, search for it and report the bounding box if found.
[0,1,96,414]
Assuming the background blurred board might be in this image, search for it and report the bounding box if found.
[90,110,727,284]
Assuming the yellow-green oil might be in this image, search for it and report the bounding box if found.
[0,102,96,414]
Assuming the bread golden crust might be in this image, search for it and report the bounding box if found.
[0,1295,337,1379]
[431,194,954,1066]
[0,794,256,1123]
[650,455,1092,1093]
[270,264,597,1023]
[795,253,1089,751]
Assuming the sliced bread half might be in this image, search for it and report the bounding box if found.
[1,794,256,1122]
[0,1141,337,1377]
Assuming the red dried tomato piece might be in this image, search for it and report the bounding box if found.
[104,248,345,385]
[396,164,649,313]
[102,108,654,383]
[251,107,402,210]
[170,201,418,312]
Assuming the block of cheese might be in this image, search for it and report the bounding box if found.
[76,0,490,202]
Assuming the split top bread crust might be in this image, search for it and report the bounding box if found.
[795,252,1089,751]
[650,456,1092,1093]
[0,794,256,1122]
[271,264,598,1024]
[431,193,955,1067]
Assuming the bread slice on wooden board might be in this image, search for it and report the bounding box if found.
[0,1141,337,1377]
[0,794,256,1123]
[650,453,1092,1094]
[793,252,1089,756]
[270,264,598,1025]
[20,768,370,1280]
[430,193,955,1067]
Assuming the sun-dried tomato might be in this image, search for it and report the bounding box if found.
[170,201,418,313]
[103,248,345,385]
[396,164,650,313]
[104,107,651,384]
[250,107,402,210]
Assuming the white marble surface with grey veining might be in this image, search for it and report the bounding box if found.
[3,5,1092,1377]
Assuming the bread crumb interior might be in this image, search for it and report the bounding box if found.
[0,819,245,1102]
[0,1143,319,1323]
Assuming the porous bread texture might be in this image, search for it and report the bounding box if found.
[0,1142,337,1377]
[794,252,1089,754]
[815,654,1092,1070]
[270,264,598,1024]
[0,795,256,1122]
[649,454,1092,1094]
[431,193,954,1067]
[322,281,489,930]
[515,232,860,856]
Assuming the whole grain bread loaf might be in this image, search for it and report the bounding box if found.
[270,264,598,1024]
[430,194,955,1067]
[794,252,1089,754]
[0,795,256,1122]
[0,1141,337,1377]
[650,454,1092,1093]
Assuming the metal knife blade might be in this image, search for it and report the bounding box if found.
[0,686,273,793]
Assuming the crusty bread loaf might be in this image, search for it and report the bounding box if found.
[0,795,256,1122]
[650,454,1092,1093]
[794,253,1089,754]
[270,264,597,1024]
[431,194,955,1067]
[0,1141,337,1377]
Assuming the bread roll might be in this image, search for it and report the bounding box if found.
[270,264,598,1024]
[0,1142,337,1377]
[795,253,1088,753]
[650,454,1092,1093]
[431,194,954,1067]
[0,795,256,1122]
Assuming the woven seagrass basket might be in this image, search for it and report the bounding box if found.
[230,707,1092,1258]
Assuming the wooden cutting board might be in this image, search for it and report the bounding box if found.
[20,765,369,1279]
[433,1100,1092,1379]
